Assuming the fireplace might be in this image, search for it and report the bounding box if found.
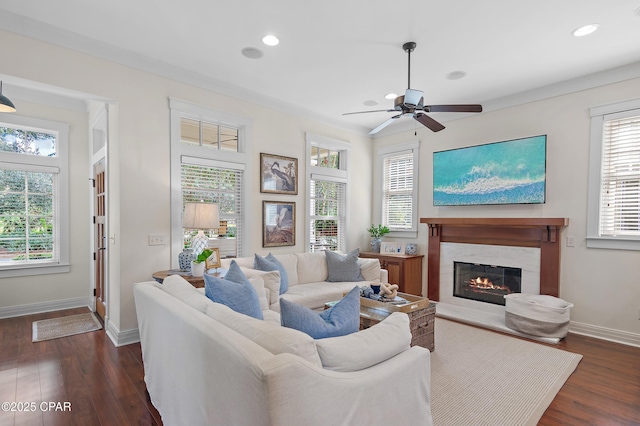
[453,262,522,306]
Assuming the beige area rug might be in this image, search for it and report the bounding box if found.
[431,318,582,426]
[32,312,102,342]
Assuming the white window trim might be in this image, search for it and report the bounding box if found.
[305,133,351,252]
[0,115,70,278]
[376,140,420,239]
[586,98,640,251]
[169,98,252,264]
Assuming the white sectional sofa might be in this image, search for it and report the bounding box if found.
[134,273,433,426]
[220,251,388,311]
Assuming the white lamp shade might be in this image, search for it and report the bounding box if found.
[183,202,219,230]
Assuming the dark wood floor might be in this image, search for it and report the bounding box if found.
[1,307,639,425]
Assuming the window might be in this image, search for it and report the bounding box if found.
[170,99,250,262]
[0,116,70,277]
[378,141,420,237]
[587,99,640,250]
[306,133,350,252]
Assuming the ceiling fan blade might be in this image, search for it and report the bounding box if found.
[425,104,483,113]
[414,113,445,132]
[343,109,396,116]
[369,114,402,135]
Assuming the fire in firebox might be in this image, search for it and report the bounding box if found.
[454,261,522,306]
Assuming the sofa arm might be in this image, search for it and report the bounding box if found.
[261,347,432,426]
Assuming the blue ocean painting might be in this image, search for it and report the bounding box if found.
[433,135,546,206]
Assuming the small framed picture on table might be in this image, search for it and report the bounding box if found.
[205,248,221,269]
[380,242,405,255]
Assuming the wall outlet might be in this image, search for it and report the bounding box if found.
[566,236,575,247]
[148,234,165,246]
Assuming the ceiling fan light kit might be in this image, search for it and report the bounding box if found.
[344,42,482,135]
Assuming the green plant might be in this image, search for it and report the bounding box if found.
[193,249,213,264]
[367,224,390,238]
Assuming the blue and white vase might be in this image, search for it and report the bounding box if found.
[370,238,382,253]
[406,243,418,255]
[178,248,195,272]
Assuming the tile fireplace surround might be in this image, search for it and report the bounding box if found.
[420,217,569,343]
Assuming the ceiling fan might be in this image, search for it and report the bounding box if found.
[344,42,482,135]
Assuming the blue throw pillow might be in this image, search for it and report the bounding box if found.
[280,286,360,339]
[204,260,264,320]
[325,249,364,282]
[254,253,289,295]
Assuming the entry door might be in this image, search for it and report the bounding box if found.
[94,159,107,320]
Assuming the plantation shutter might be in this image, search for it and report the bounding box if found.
[181,158,244,257]
[599,112,640,236]
[383,150,414,230]
[309,176,345,252]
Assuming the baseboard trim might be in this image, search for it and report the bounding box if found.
[0,297,90,319]
[569,321,640,348]
[105,320,140,347]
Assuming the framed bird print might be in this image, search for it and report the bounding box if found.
[263,201,295,247]
[260,153,298,195]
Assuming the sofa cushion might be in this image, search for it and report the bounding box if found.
[240,267,281,309]
[325,249,364,282]
[280,286,360,339]
[205,303,322,367]
[295,252,328,285]
[358,257,382,282]
[160,274,214,313]
[204,260,264,320]
[315,312,412,372]
[255,253,289,294]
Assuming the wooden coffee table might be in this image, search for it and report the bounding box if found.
[326,292,436,351]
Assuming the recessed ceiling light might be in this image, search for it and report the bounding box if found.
[572,24,599,37]
[262,35,280,46]
[241,47,263,59]
[384,93,398,100]
[446,71,467,80]
[363,100,378,107]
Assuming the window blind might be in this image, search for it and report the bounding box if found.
[600,113,640,236]
[383,151,414,230]
[181,163,244,257]
[309,178,345,252]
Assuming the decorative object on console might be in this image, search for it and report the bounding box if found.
[262,201,295,247]
[433,135,547,206]
[280,286,360,339]
[380,241,405,255]
[183,202,219,256]
[366,224,390,253]
[178,248,195,272]
[190,249,212,278]
[405,243,418,255]
[204,260,264,320]
[205,247,221,270]
[260,153,298,195]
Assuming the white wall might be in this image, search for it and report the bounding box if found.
[0,29,373,337]
[374,78,640,344]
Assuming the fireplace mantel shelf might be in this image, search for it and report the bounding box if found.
[420,217,569,301]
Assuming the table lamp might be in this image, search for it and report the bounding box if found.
[183,202,219,256]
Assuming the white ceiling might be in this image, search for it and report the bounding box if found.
[1,0,640,135]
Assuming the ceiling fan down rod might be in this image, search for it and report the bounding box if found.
[403,42,416,90]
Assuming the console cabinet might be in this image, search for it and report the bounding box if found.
[359,252,424,296]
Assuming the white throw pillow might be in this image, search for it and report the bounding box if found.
[160,275,214,313]
[315,312,411,372]
[247,276,269,311]
[240,267,281,308]
[358,257,382,282]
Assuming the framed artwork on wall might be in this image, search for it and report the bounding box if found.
[260,153,298,195]
[433,135,547,206]
[263,201,295,247]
